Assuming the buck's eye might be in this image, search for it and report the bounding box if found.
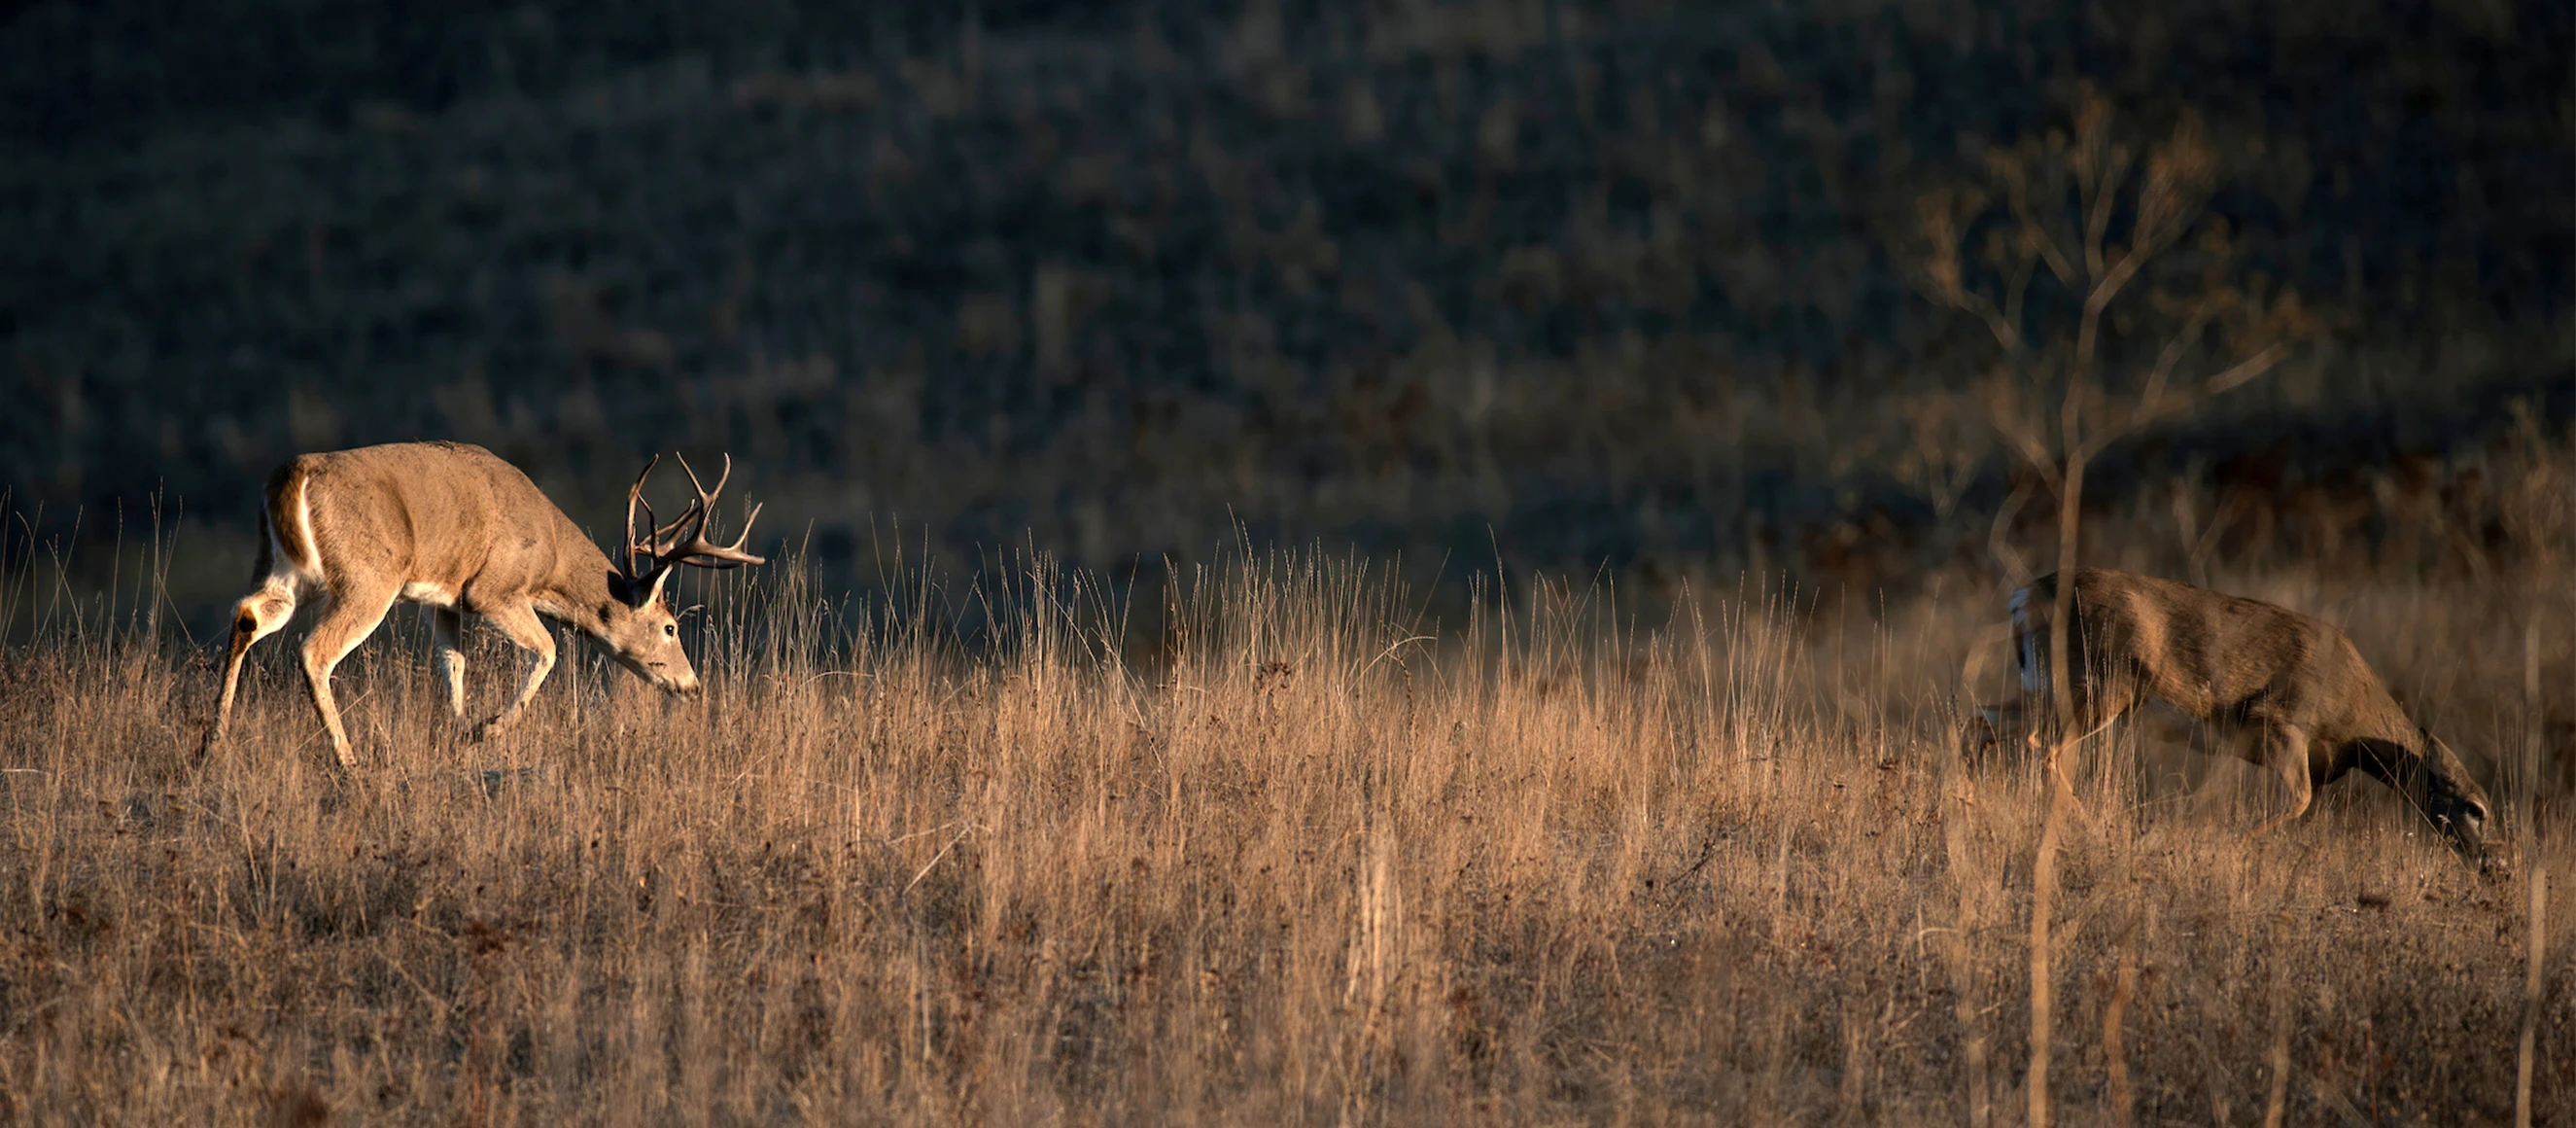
[665,623,678,638]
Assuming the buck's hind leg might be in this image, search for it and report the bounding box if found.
[205,577,301,757]
[298,582,400,768]
[471,603,557,741]
[431,608,469,720]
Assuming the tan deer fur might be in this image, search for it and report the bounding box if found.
[203,441,762,766]
[1963,568,2497,868]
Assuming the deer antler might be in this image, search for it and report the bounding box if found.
[624,452,766,584]
[659,453,766,568]
[624,455,663,581]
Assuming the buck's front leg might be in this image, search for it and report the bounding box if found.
[204,578,300,757]
[471,603,557,742]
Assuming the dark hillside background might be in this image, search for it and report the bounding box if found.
[4,0,2569,632]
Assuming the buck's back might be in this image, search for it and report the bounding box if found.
[282,441,596,594]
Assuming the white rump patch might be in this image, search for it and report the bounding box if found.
[263,523,318,590]
[288,472,326,582]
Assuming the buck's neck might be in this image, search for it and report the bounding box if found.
[526,538,627,643]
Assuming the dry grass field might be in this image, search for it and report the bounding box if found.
[6,1,2567,1122]
[0,530,2566,1125]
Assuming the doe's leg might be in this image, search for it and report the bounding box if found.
[298,582,401,768]
[431,608,469,720]
[2238,722,2317,842]
[204,578,300,757]
[1956,704,2011,767]
[471,602,557,741]
[2034,677,2131,826]
[2039,713,2122,826]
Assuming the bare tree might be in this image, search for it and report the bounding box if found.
[1898,88,2315,740]
[1888,86,2315,1128]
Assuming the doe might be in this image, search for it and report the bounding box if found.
[1962,568,2497,869]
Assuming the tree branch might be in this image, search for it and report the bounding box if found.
[1999,158,2079,288]
[1981,378,2067,494]
[2132,301,2220,430]
[1952,287,2024,355]
[2071,336,2288,466]
[2081,149,2134,284]
[2002,247,2039,345]
[2203,342,2288,397]
[1988,478,2037,586]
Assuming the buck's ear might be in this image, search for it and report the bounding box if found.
[607,570,654,610]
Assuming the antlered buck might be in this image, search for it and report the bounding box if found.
[1963,569,2499,870]
[203,441,764,766]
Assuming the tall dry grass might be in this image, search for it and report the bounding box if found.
[0,533,2564,1125]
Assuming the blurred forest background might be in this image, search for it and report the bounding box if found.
[4,0,2570,635]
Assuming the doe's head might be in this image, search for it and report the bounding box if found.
[2419,732,2502,875]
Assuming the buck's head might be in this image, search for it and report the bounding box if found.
[602,453,765,698]
[2417,731,2501,875]
[597,567,699,694]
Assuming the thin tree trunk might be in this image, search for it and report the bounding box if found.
[1944,790,1993,1128]
[2032,437,2088,1128]
[2048,456,2084,739]
[2516,871,2547,1128]
[2105,935,2138,1128]
[2029,778,2068,1128]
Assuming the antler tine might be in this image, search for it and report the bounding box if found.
[633,452,717,560]
[645,499,696,546]
[667,451,723,551]
[622,454,662,580]
[675,451,732,507]
[649,452,767,570]
[667,502,766,570]
[705,501,765,566]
